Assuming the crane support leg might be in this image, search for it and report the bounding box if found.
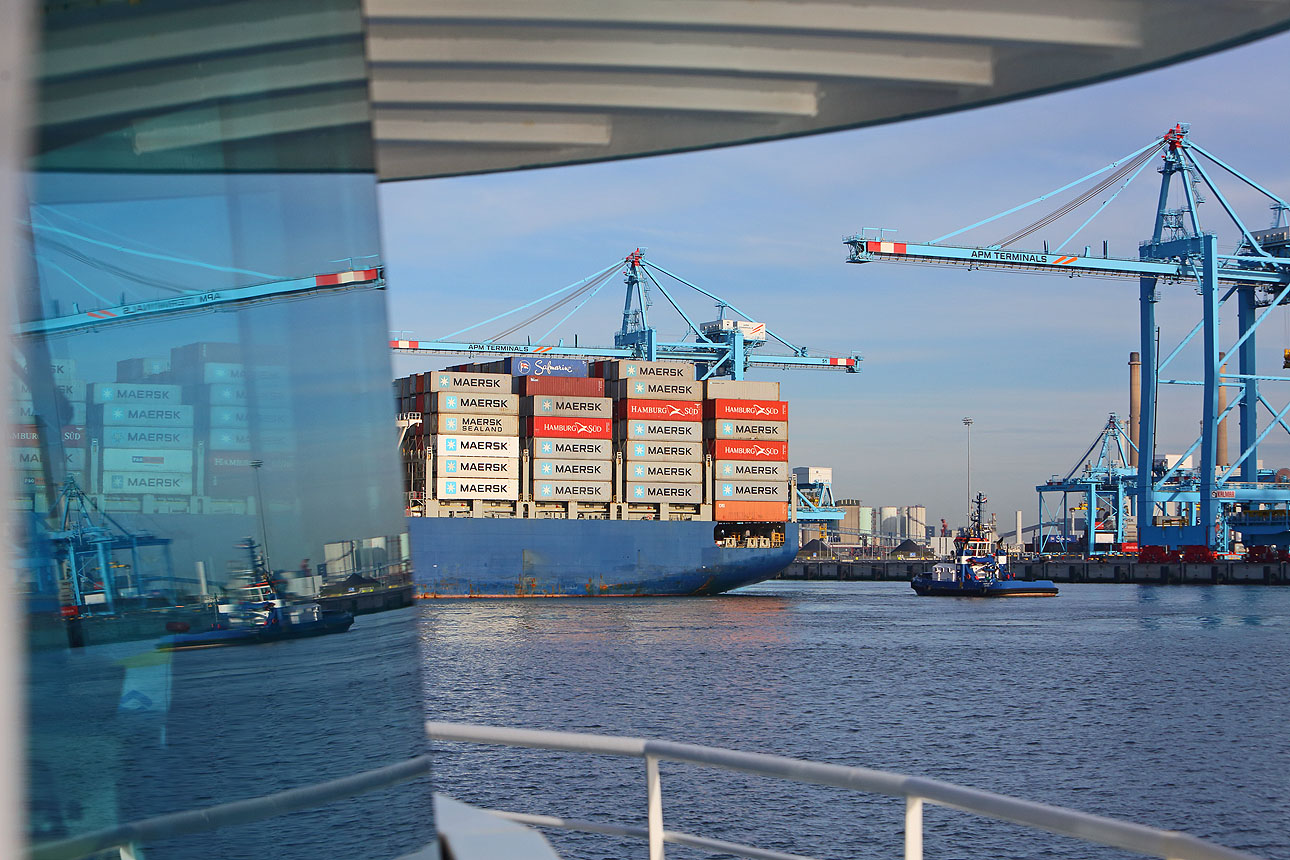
[1138,275,1159,542]
[1238,285,1259,483]
[1200,235,1220,533]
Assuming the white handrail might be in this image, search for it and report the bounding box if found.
[426,721,1265,860]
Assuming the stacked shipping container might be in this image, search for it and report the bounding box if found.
[427,372,520,500]
[396,359,793,523]
[599,359,705,506]
[704,379,789,522]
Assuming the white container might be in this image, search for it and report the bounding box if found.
[429,391,519,414]
[713,480,789,502]
[102,448,195,472]
[698,319,766,342]
[599,359,694,381]
[626,482,703,503]
[13,447,86,471]
[432,370,511,393]
[98,404,194,427]
[625,460,702,482]
[706,419,789,441]
[102,426,194,450]
[522,395,612,419]
[104,472,193,495]
[435,434,519,457]
[528,438,612,460]
[437,456,519,480]
[435,477,519,500]
[717,461,787,481]
[617,420,703,441]
[612,378,702,401]
[533,459,612,480]
[703,379,780,401]
[89,382,183,405]
[207,428,252,452]
[533,480,612,501]
[622,440,704,460]
[11,401,87,426]
[429,413,519,435]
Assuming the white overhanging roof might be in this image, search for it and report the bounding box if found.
[364,0,1290,180]
[32,0,1290,181]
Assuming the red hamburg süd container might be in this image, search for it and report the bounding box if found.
[526,416,612,439]
[704,399,788,421]
[713,500,789,522]
[616,399,702,421]
[519,376,605,397]
[708,439,788,461]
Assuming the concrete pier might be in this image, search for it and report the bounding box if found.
[780,559,1288,585]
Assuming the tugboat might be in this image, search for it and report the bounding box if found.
[911,494,1058,597]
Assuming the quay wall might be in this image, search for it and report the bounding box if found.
[781,560,1289,585]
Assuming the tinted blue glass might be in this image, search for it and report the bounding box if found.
[20,1,434,856]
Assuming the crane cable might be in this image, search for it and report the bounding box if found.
[997,148,1157,248]
[488,269,616,341]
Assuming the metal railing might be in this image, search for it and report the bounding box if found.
[427,721,1264,860]
[28,721,1266,860]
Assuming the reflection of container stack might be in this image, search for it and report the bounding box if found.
[429,372,520,501]
[704,379,789,521]
[515,362,613,502]
[601,360,705,506]
[90,381,193,496]
[13,358,87,494]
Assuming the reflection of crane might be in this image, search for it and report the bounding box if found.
[391,251,860,380]
[44,475,174,615]
[848,124,1290,553]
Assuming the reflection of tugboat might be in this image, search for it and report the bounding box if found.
[912,494,1058,598]
[159,538,354,650]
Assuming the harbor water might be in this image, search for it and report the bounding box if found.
[419,582,1290,860]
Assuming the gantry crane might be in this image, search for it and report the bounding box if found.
[390,250,860,380]
[1036,415,1138,556]
[847,124,1290,554]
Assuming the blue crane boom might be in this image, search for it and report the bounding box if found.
[846,124,1290,553]
[391,251,861,380]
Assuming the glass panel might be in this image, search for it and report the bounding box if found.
[20,2,433,857]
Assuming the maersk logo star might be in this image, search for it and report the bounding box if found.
[634,423,646,434]
[541,441,553,454]
[634,486,645,498]
[445,417,458,431]
[633,443,645,456]
[445,439,458,451]
[633,465,644,477]
[721,483,734,497]
[111,407,125,420]
[540,484,553,497]
[444,481,457,494]
[722,464,733,475]
[444,461,457,473]
[633,382,645,394]
[437,374,450,388]
[541,463,553,475]
[101,387,115,400]
[625,365,637,376]
[445,395,458,410]
[541,398,553,413]
[722,422,734,434]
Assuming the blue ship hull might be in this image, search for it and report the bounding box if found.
[407,517,799,596]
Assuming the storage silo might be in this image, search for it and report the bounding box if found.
[905,506,928,543]
[879,505,900,539]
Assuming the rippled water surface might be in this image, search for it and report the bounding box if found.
[420,582,1290,860]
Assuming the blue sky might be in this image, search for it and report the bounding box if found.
[381,32,1290,533]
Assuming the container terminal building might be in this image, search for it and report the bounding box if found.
[5,2,1290,858]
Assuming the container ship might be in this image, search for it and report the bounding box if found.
[396,358,800,596]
